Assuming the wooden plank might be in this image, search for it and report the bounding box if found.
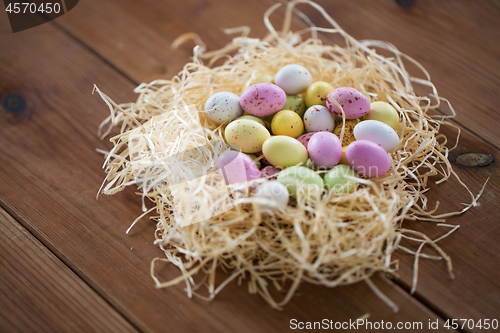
[393,122,500,325]
[55,0,500,149]
[0,11,455,333]
[0,207,138,333]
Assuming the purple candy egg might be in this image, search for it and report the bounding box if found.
[239,83,286,117]
[326,87,370,119]
[296,132,316,149]
[217,150,260,184]
[260,166,281,180]
[345,140,391,178]
[307,132,342,168]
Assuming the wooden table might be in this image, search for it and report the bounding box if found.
[1,1,499,332]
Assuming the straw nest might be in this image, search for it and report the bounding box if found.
[95,1,483,310]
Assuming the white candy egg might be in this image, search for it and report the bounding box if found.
[353,120,400,152]
[204,92,244,124]
[274,64,313,94]
[303,105,335,132]
[252,181,289,212]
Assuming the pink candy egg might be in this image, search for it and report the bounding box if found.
[326,87,370,119]
[217,150,260,184]
[260,166,281,180]
[239,83,286,117]
[296,132,316,149]
[307,132,342,168]
[345,140,391,178]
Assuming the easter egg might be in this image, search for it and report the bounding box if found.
[217,150,260,185]
[353,120,400,152]
[274,64,313,94]
[271,110,304,138]
[236,115,267,128]
[345,140,391,178]
[262,136,308,168]
[338,146,349,165]
[324,165,359,194]
[225,119,270,153]
[240,83,286,117]
[247,72,274,87]
[303,105,335,133]
[204,92,244,124]
[277,166,324,198]
[260,165,281,180]
[304,81,334,107]
[282,95,307,118]
[296,132,315,149]
[255,151,272,166]
[307,132,342,168]
[244,153,262,169]
[333,119,360,146]
[326,87,371,119]
[252,181,289,212]
[364,101,400,130]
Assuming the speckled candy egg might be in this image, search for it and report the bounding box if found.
[262,136,308,168]
[305,81,334,107]
[271,110,304,138]
[324,165,359,194]
[217,150,260,185]
[296,132,316,149]
[353,120,400,152]
[251,181,289,212]
[204,92,244,124]
[277,166,324,198]
[307,132,342,168]
[244,153,262,169]
[333,119,360,146]
[274,64,313,95]
[303,105,335,133]
[282,95,307,118]
[247,72,274,87]
[236,115,267,128]
[260,165,281,180]
[326,87,371,119]
[345,140,391,178]
[240,83,286,117]
[364,101,400,130]
[225,119,270,153]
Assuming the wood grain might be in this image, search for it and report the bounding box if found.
[0,207,138,333]
[0,9,456,333]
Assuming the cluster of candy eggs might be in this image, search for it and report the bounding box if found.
[204,64,400,212]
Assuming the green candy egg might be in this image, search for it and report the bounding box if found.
[262,136,308,168]
[324,165,359,194]
[236,115,267,128]
[244,153,262,169]
[364,101,399,130]
[282,95,307,118]
[277,166,324,198]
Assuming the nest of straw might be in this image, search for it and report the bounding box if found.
[95,1,482,310]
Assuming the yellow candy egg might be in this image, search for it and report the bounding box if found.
[225,119,270,153]
[304,81,334,108]
[271,110,304,138]
[364,101,400,130]
[333,119,360,146]
[262,136,308,168]
[246,72,274,88]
